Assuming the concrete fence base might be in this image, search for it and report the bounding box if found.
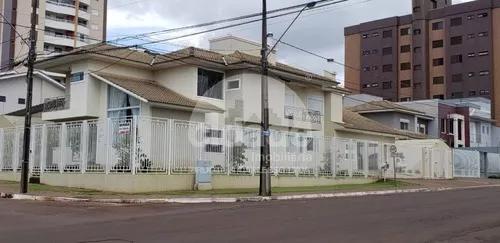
[0,172,376,193]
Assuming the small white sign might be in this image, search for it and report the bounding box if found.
[118,124,130,135]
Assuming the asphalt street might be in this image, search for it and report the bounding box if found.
[1,187,500,243]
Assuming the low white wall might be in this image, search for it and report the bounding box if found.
[35,173,376,193]
[41,174,195,193]
[0,172,21,182]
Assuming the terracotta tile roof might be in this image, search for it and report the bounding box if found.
[342,110,427,139]
[94,73,224,112]
[37,44,346,89]
[348,100,424,114]
[228,51,337,84]
[6,103,46,116]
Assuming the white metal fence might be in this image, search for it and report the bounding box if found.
[453,149,481,178]
[393,141,453,179]
[487,153,500,175]
[0,117,396,178]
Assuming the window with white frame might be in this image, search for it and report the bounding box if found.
[307,96,324,114]
[226,80,240,90]
[400,119,410,131]
[418,123,426,134]
[107,86,140,118]
[285,89,296,107]
[197,68,224,99]
[70,72,84,82]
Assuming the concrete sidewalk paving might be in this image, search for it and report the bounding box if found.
[1,178,500,204]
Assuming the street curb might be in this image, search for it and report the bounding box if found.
[2,184,500,204]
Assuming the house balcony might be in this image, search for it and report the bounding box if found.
[43,96,67,113]
[284,106,322,124]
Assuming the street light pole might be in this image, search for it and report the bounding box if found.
[259,0,271,196]
[20,0,38,194]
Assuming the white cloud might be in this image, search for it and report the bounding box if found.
[107,9,173,29]
[106,0,480,78]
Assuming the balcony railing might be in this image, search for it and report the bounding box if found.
[43,96,67,113]
[47,0,88,12]
[284,106,322,124]
[46,15,74,24]
[46,16,89,28]
[45,31,92,44]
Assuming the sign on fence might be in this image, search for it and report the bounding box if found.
[118,123,130,135]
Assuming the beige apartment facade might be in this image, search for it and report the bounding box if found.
[0,0,107,71]
[345,0,500,126]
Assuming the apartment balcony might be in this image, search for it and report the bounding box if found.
[76,24,90,36]
[78,9,91,21]
[44,32,93,48]
[284,106,322,124]
[45,17,75,32]
[44,32,75,47]
[46,0,90,20]
[46,0,78,16]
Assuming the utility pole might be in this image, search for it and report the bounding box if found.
[259,0,271,196]
[20,0,38,194]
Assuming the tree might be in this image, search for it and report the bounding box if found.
[231,142,248,174]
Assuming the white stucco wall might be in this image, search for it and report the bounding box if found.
[0,74,64,115]
[154,66,226,110]
[230,71,329,131]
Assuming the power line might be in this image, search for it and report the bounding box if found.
[0,13,30,46]
[40,0,352,62]
[274,38,451,110]
[113,0,348,41]
[89,50,136,74]
[0,21,105,44]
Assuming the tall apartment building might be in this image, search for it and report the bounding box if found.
[344,0,500,126]
[0,0,107,71]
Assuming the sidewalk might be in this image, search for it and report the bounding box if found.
[1,179,499,204]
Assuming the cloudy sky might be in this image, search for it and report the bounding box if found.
[106,0,474,82]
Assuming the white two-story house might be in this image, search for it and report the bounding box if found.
[29,36,349,175]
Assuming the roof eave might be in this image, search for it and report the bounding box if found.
[149,102,224,113]
[89,73,149,103]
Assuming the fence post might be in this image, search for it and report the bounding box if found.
[40,124,47,175]
[225,126,231,176]
[167,119,173,175]
[131,116,138,175]
[81,121,88,174]
[105,118,111,175]
[331,137,336,178]
[29,126,36,175]
[163,120,168,174]
[349,139,354,178]
[13,128,20,173]
[364,141,369,178]
[314,137,319,178]
[0,128,3,172]
[60,123,66,174]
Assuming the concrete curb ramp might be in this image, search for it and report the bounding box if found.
[1,185,500,204]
